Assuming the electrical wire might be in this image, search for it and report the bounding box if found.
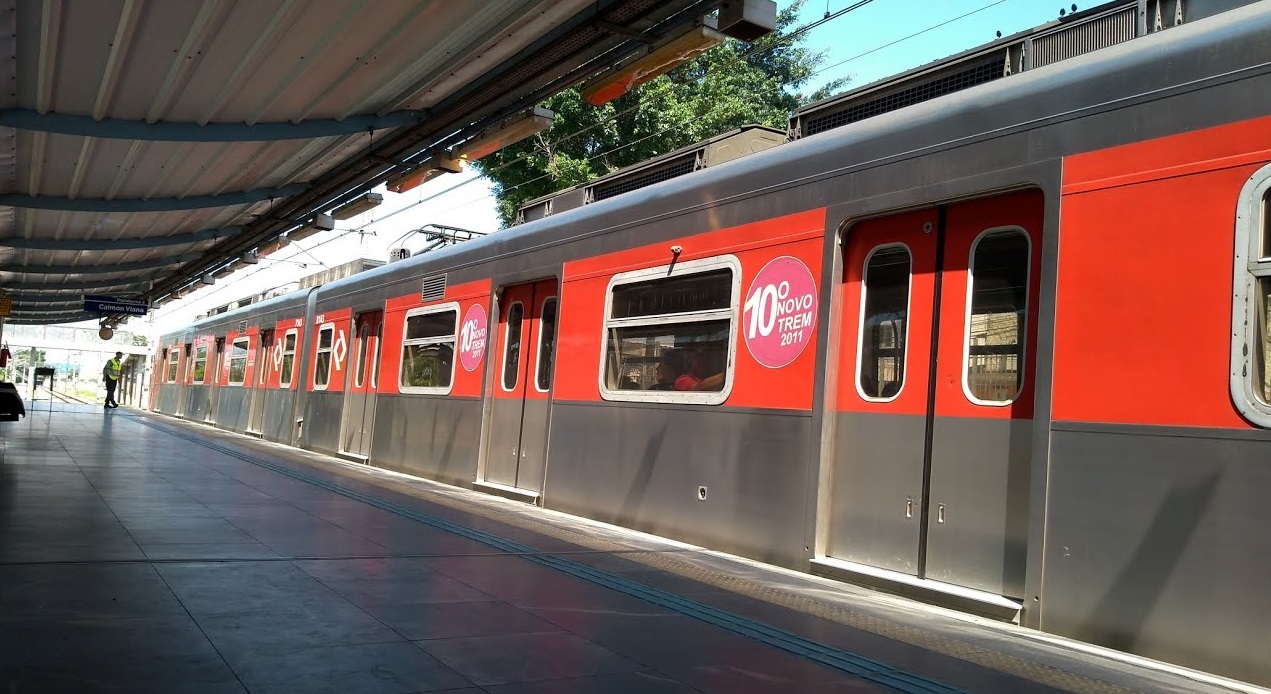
[157,0,1018,322]
[808,0,1011,79]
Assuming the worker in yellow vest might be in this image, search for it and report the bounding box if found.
[103,352,123,409]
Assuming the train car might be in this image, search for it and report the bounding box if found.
[153,291,311,444]
[148,1,1271,684]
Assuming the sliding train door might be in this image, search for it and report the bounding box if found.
[339,310,383,458]
[482,279,559,495]
[247,330,273,435]
[827,190,1042,599]
[206,337,224,423]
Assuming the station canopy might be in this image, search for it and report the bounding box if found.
[0,0,742,325]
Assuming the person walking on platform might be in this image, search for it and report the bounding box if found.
[103,352,123,409]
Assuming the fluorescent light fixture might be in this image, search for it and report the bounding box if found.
[311,213,335,231]
[453,108,555,162]
[718,0,777,41]
[211,260,242,280]
[257,235,292,257]
[581,25,724,106]
[286,225,324,244]
[329,192,383,220]
[387,153,465,194]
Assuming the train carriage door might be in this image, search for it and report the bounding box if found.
[207,337,225,422]
[248,330,274,435]
[828,190,1041,602]
[483,279,559,494]
[177,343,192,417]
[339,310,383,459]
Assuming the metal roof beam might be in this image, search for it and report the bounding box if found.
[0,185,306,212]
[0,226,242,250]
[7,307,91,315]
[4,278,150,291]
[147,0,721,299]
[0,253,202,274]
[5,312,100,325]
[4,295,85,306]
[0,109,426,141]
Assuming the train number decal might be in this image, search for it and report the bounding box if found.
[743,256,818,369]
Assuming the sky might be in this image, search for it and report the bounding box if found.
[138,0,1070,337]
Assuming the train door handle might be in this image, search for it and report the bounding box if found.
[937,503,946,524]
[905,497,913,519]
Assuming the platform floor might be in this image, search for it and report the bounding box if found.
[0,405,1263,694]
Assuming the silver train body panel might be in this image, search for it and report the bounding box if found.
[149,5,1271,684]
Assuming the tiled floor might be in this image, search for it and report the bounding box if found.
[0,406,1258,693]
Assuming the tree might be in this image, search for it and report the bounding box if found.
[474,0,847,227]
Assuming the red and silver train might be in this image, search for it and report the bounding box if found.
[152,0,1271,684]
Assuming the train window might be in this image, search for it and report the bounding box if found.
[535,298,558,392]
[280,330,298,388]
[257,331,273,386]
[400,304,458,394]
[192,345,209,384]
[857,246,911,401]
[1257,279,1270,406]
[1234,169,1271,426]
[599,256,739,405]
[313,325,335,389]
[212,339,225,386]
[371,323,382,390]
[963,229,1030,405]
[1262,192,1270,261]
[1260,194,1271,407]
[228,338,249,386]
[355,323,370,388]
[501,302,524,391]
[166,349,179,383]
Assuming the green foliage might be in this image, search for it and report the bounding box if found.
[474,0,848,227]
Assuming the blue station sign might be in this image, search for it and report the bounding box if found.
[84,294,150,316]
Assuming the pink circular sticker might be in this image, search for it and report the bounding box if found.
[742,256,819,369]
[459,304,488,372]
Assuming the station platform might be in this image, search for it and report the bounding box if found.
[1,405,1264,694]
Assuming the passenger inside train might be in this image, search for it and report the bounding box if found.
[679,346,724,391]
[647,349,687,390]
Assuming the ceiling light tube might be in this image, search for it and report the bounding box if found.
[387,153,465,194]
[453,108,555,162]
[581,25,725,106]
[329,192,383,220]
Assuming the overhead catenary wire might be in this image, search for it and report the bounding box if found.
[808,0,1011,79]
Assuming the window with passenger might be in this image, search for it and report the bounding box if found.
[601,257,738,404]
[400,305,458,393]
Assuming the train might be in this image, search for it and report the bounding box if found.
[151,0,1271,685]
